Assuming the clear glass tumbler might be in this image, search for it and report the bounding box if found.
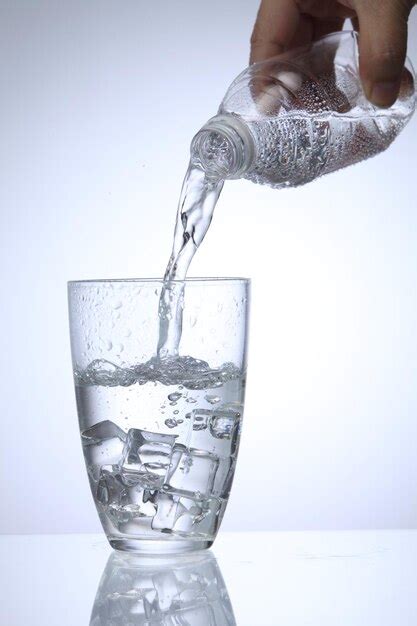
[68,278,250,553]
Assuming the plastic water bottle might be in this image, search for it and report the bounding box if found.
[191,31,416,188]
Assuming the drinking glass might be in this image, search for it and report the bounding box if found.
[68,278,250,553]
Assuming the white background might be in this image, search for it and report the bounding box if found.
[1,0,416,534]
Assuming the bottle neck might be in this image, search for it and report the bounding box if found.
[190,114,255,180]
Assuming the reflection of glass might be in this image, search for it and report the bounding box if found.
[90,550,236,625]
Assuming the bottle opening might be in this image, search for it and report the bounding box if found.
[191,114,255,180]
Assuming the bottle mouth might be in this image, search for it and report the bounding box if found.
[190,114,255,180]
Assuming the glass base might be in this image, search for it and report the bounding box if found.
[109,536,213,554]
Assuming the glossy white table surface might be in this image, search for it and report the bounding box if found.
[1,531,416,625]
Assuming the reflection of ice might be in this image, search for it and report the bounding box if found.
[90,550,236,625]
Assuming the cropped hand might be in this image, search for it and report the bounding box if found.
[250,0,415,107]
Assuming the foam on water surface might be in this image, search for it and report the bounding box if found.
[75,355,242,390]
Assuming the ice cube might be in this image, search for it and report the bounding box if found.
[164,446,219,499]
[172,605,218,624]
[151,490,219,536]
[114,514,155,537]
[123,483,157,517]
[81,420,127,468]
[87,464,102,483]
[81,420,127,445]
[170,495,213,534]
[212,457,234,498]
[107,503,143,525]
[96,465,156,529]
[143,489,157,504]
[121,428,177,488]
[185,409,241,458]
[189,497,227,538]
[151,492,187,532]
[209,411,240,440]
[96,465,126,507]
[191,408,211,431]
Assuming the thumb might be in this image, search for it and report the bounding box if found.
[354,0,413,107]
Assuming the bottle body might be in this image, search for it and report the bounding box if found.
[192,31,415,188]
[240,104,411,188]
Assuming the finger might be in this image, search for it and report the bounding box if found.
[313,17,345,40]
[298,0,355,20]
[350,16,359,32]
[353,0,412,107]
[250,0,300,64]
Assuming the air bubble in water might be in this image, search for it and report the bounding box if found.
[168,392,182,402]
[205,394,220,404]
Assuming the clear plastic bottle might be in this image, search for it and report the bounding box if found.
[191,31,416,188]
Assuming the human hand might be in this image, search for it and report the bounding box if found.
[250,0,415,107]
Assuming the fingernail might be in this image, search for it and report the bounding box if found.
[370,81,399,108]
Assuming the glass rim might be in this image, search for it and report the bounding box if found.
[68,276,250,286]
